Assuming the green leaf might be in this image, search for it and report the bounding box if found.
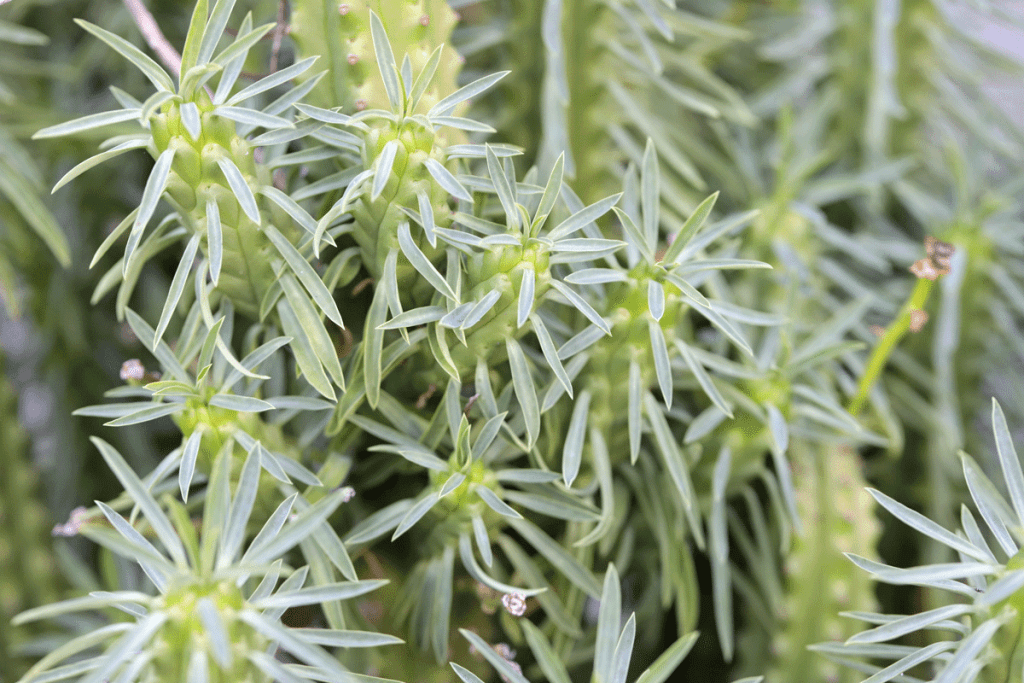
[197,0,236,65]
[52,139,148,193]
[644,393,704,548]
[634,632,699,683]
[179,0,209,76]
[429,71,510,118]
[486,145,520,229]
[506,516,601,598]
[75,20,175,91]
[397,222,457,300]
[533,153,564,232]
[209,394,274,412]
[521,620,573,683]
[211,21,276,69]
[710,447,733,662]
[548,193,622,241]
[90,437,188,567]
[179,430,202,501]
[276,298,336,401]
[476,486,523,519]
[393,492,442,540]
[125,148,175,275]
[424,158,473,202]
[649,320,673,409]
[662,191,719,266]
[372,140,399,200]
[368,11,402,110]
[264,225,342,327]
[562,390,589,487]
[154,234,200,349]
[216,157,261,224]
[506,339,540,447]
[104,402,186,427]
[227,56,318,105]
[612,207,654,263]
[641,139,660,247]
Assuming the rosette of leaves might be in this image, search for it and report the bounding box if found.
[370,146,625,444]
[11,437,392,683]
[299,11,511,281]
[814,399,1024,683]
[32,0,350,401]
[337,396,605,666]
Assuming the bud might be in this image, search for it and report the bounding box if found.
[120,359,145,382]
[501,591,527,617]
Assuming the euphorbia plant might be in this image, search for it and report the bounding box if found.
[2,1,1023,683]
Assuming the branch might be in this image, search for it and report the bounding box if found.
[122,0,182,78]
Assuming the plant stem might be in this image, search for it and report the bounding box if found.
[122,0,182,77]
[848,276,934,415]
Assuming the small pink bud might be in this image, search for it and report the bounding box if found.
[420,14,429,26]
[501,591,527,616]
[338,3,349,15]
[120,359,145,382]
[52,506,89,537]
[340,486,356,502]
[355,99,367,111]
[347,53,359,65]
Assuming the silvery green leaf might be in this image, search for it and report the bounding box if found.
[662,191,719,266]
[710,447,733,661]
[75,20,174,91]
[264,396,333,411]
[629,360,643,463]
[104,402,186,427]
[502,489,599,522]
[206,199,223,285]
[90,437,188,567]
[548,237,623,260]
[197,598,232,667]
[440,301,475,329]
[867,488,991,563]
[78,613,168,683]
[398,222,457,300]
[558,324,605,360]
[451,663,488,683]
[239,611,352,677]
[962,454,1019,557]
[124,148,175,275]
[649,321,673,409]
[392,492,442,539]
[216,157,261,224]
[459,628,531,683]
[641,139,659,247]
[611,614,637,683]
[521,618,573,683]
[371,140,399,200]
[209,394,275,412]
[177,430,203,503]
[644,393,704,548]
[550,280,610,334]
[95,502,174,570]
[518,267,535,327]
[197,0,236,65]
[279,276,344,391]
[845,554,979,598]
[429,71,510,118]
[933,617,1005,683]
[364,285,388,408]
[874,562,994,585]
[548,193,621,241]
[765,404,788,454]
[408,44,443,112]
[215,105,294,130]
[344,499,413,545]
[471,514,493,567]
[496,469,561,484]
[648,281,666,320]
[462,290,502,329]
[564,268,628,285]
[264,224,342,327]
[380,305,447,330]
[52,139,148,192]
[860,640,956,683]
[293,102,351,125]
[244,488,346,564]
[432,116,496,133]
[847,604,974,645]
[472,412,507,460]
[154,234,200,349]
[217,448,260,568]
[368,444,447,471]
[595,564,622,676]
[506,338,540,446]
[672,258,772,276]
[612,207,654,263]
[227,56,317,105]
[507,516,601,597]
[222,336,291,392]
[711,300,786,326]
[976,570,1024,608]
[259,186,321,238]
[417,190,437,247]
[254,580,388,610]
[439,472,467,499]
[91,207,139,268]
[485,146,520,229]
[533,153,564,231]
[532,314,572,398]
[368,11,402,110]
[634,633,699,683]
[993,399,1024,527]
[476,486,523,519]
[562,390,590,488]
[292,629,404,648]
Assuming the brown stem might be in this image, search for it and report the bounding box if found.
[122,0,182,77]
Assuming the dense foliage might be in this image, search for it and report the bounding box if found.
[2,1,1023,682]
